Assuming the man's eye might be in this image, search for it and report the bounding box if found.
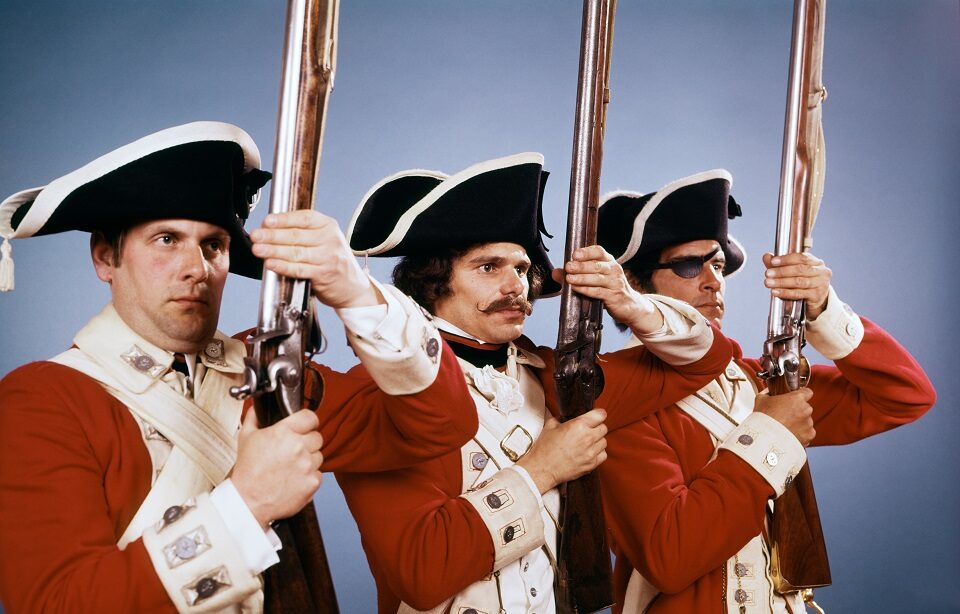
[515,266,528,275]
[712,262,725,271]
[158,235,174,245]
[480,264,494,273]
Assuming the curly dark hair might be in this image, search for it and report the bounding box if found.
[392,243,546,313]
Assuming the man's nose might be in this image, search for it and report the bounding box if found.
[700,265,722,291]
[500,269,525,295]
[181,244,210,281]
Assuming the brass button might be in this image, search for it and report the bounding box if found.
[426,338,440,358]
[735,589,748,604]
[738,434,753,446]
[503,525,515,542]
[134,355,155,371]
[486,493,502,509]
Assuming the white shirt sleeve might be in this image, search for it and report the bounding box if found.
[336,278,444,395]
[630,294,715,365]
[210,479,281,573]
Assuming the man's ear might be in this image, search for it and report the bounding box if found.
[90,233,115,283]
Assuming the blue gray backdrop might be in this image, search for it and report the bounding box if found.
[1,1,957,612]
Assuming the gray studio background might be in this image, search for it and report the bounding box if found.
[1,1,957,612]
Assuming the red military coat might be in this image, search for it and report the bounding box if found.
[336,326,734,613]
[0,343,475,613]
[600,319,936,613]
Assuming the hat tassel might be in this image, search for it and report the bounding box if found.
[0,237,14,292]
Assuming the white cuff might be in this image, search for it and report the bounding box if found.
[461,466,546,570]
[336,277,403,349]
[805,286,864,360]
[141,493,262,611]
[631,294,714,365]
[718,412,807,498]
[342,280,443,395]
[210,479,281,573]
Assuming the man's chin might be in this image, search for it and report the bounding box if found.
[484,323,525,345]
[697,306,724,327]
[162,321,218,351]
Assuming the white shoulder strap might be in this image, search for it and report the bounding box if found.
[51,348,245,549]
[51,348,237,483]
[675,394,739,442]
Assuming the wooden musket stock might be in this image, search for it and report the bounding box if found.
[554,2,616,613]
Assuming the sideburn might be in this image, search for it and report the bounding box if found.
[91,229,126,267]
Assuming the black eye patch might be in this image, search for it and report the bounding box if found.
[649,247,722,279]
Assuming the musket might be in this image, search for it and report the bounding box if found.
[553,1,616,613]
[229,0,341,611]
[759,0,830,611]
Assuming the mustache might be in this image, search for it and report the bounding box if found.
[478,295,534,316]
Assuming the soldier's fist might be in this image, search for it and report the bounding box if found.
[231,408,324,529]
[516,407,608,494]
[755,388,816,446]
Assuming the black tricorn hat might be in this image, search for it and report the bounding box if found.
[598,169,746,277]
[0,122,271,284]
[347,152,561,296]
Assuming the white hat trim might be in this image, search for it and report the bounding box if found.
[603,168,733,265]
[345,168,448,253]
[0,187,44,240]
[347,152,545,256]
[2,121,262,239]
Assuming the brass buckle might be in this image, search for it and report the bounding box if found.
[500,424,534,461]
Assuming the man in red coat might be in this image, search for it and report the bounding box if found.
[341,153,736,613]
[596,169,936,613]
[0,122,476,612]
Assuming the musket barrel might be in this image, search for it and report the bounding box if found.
[258,0,309,331]
[558,0,610,341]
[769,0,812,340]
[775,0,808,258]
[563,0,607,258]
